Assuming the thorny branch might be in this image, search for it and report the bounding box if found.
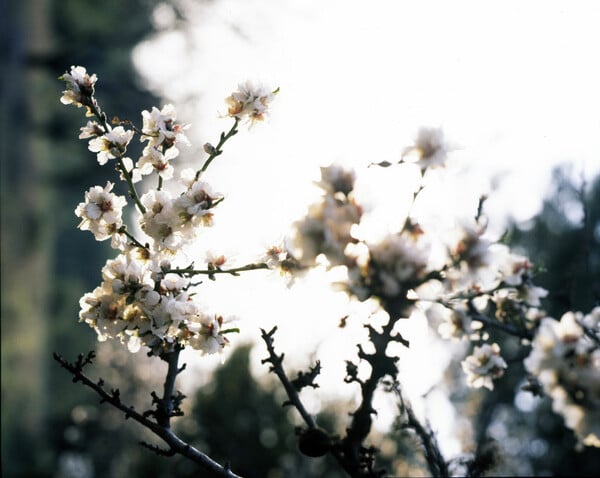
[260,327,317,429]
[53,351,242,478]
[393,383,449,477]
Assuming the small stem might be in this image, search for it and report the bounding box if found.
[117,156,146,214]
[400,167,425,234]
[195,118,240,180]
[470,312,534,341]
[167,263,269,277]
[118,227,147,250]
[85,95,146,214]
[158,175,163,191]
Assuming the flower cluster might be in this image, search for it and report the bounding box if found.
[79,250,235,356]
[461,343,508,390]
[62,66,274,356]
[287,136,554,392]
[402,126,451,169]
[59,65,98,112]
[75,182,127,242]
[225,80,277,125]
[293,164,362,268]
[347,232,430,300]
[139,178,222,253]
[524,308,600,446]
[137,104,190,180]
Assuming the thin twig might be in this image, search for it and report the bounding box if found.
[195,118,240,179]
[469,312,534,341]
[168,262,269,278]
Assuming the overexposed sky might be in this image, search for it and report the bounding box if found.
[132,0,600,453]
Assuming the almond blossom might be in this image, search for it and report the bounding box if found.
[88,126,135,165]
[75,182,126,241]
[225,80,277,124]
[461,343,507,390]
[524,310,600,447]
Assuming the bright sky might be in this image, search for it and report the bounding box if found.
[132,0,600,457]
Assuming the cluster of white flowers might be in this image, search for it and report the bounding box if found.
[402,126,451,169]
[59,65,97,111]
[524,308,600,446]
[286,136,556,393]
[137,104,191,180]
[293,165,362,268]
[461,343,508,390]
[436,302,481,340]
[225,80,277,124]
[348,233,430,300]
[74,182,127,242]
[139,178,222,253]
[79,250,235,356]
[62,66,275,356]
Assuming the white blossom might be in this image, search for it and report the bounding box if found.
[225,81,276,124]
[188,314,232,356]
[88,126,135,165]
[78,120,105,139]
[363,233,429,298]
[136,145,178,179]
[59,65,97,109]
[403,127,451,169]
[141,104,190,148]
[437,303,480,340]
[461,343,507,390]
[75,182,126,241]
[525,311,600,447]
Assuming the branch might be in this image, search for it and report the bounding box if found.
[394,383,449,477]
[53,351,243,478]
[469,311,534,341]
[167,262,269,279]
[260,327,316,429]
[196,118,240,179]
[84,97,146,214]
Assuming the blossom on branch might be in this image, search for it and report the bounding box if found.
[525,309,600,447]
[75,182,126,241]
[59,65,97,110]
[88,126,135,165]
[348,232,429,300]
[137,145,178,180]
[402,126,451,170]
[141,104,190,148]
[437,302,480,340]
[293,164,361,267]
[225,81,277,125]
[461,342,507,390]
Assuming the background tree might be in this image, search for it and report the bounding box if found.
[2,1,165,476]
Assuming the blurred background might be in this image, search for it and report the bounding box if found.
[2,0,600,476]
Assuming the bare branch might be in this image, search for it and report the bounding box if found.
[260,327,316,429]
[53,352,243,478]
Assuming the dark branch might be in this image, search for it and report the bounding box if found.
[394,383,449,477]
[260,327,316,429]
[53,352,243,478]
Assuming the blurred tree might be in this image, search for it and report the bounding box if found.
[500,166,600,476]
[448,166,600,476]
[1,0,164,476]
